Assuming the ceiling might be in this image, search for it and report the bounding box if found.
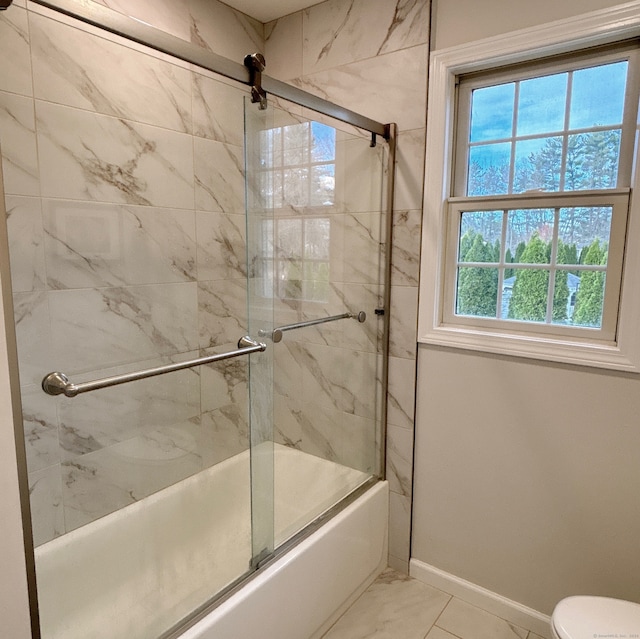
[223,0,320,23]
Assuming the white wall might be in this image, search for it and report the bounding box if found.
[413,0,640,616]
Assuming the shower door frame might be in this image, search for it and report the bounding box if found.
[0,1,397,637]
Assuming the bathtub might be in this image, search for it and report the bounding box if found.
[34,444,388,639]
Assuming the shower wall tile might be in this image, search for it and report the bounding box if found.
[57,365,200,459]
[192,73,247,146]
[391,209,422,287]
[0,6,32,97]
[387,356,416,430]
[43,200,197,289]
[29,464,64,546]
[0,91,39,196]
[194,137,244,213]
[5,195,46,293]
[387,423,413,497]
[188,0,264,62]
[35,101,195,209]
[342,213,383,285]
[293,45,428,132]
[389,285,418,359]
[198,279,248,350]
[200,356,247,414]
[61,416,209,532]
[30,13,192,133]
[48,283,199,374]
[22,384,60,474]
[302,0,430,75]
[389,488,412,565]
[341,412,377,474]
[264,13,303,81]
[200,404,249,465]
[395,128,426,211]
[13,290,52,387]
[196,211,247,282]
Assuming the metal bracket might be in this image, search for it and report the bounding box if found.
[0,0,14,9]
[244,53,268,110]
[370,132,377,148]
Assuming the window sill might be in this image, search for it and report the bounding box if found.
[419,324,639,372]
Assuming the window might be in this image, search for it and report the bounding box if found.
[418,5,640,371]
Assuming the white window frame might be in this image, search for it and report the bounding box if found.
[418,1,640,372]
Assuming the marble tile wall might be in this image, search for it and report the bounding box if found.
[0,0,257,545]
[265,0,430,572]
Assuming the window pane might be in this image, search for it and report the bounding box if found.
[311,122,336,162]
[470,83,515,142]
[456,266,498,317]
[459,211,502,262]
[506,268,550,322]
[304,218,330,259]
[551,269,581,325]
[310,164,335,206]
[283,123,309,165]
[558,207,612,266]
[570,271,606,328]
[467,143,511,195]
[278,219,302,258]
[513,137,562,192]
[283,168,309,207]
[562,130,621,191]
[517,72,568,136]
[506,209,554,264]
[569,61,627,130]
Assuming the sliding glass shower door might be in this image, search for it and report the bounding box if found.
[244,97,387,554]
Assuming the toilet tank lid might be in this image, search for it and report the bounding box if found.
[553,596,640,639]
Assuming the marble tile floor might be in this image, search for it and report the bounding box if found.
[321,568,546,639]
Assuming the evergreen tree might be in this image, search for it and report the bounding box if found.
[573,239,607,327]
[508,234,549,322]
[459,229,477,261]
[504,247,514,279]
[457,234,498,317]
[514,241,527,263]
[553,271,569,322]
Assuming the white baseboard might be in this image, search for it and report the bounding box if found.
[409,559,552,639]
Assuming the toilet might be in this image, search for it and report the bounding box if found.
[551,596,640,639]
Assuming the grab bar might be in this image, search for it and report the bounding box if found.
[260,311,366,343]
[41,336,266,398]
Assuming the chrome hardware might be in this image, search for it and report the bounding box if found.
[42,336,266,398]
[260,311,366,344]
[244,52,267,110]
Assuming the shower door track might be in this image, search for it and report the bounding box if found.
[28,0,390,139]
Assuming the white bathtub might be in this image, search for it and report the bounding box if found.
[35,444,388,639]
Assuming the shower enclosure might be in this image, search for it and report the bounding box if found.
[0,1,394,637]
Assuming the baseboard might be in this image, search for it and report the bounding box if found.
[409,559,552,639]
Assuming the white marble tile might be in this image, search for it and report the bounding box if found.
[0,6,32,97]
[199,404,249,465]
[5,195,45,292]
[21,384,60,474]
[322,568,450,639]
[389,285,418,359]
[197,279,248,350]
[395,128,426,211]
[29,464,64,547]
[342,348,379,419]
[36,101,195,209]
[293,45,429,132]
[48,283,199,374]
[57,364,200,459]
[340,412,377,475]
[341,212,384,285]
[192,72,247,145]
[194,137,244,213]
[188,0,264,64]
[273,392,303,449]
[264,13,303,81]
[196,211,246,281]
[30,12,192,132]
[386,423,413,497]
[92,0,192,41]
[61,417,208,531]
[303,0,430,75]
[338,282,384,353]
[43,200,197,288]
[13,290,52,387]
[387,355,415,429]
[200,354,247,414]
[391,209,422,287]
[388,489,411,563]
[0,91,39,196]
[436,598,529,639]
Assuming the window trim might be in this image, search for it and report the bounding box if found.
[418,1,640,372]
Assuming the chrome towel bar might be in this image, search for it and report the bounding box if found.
[42,336,266,398]
[260,311,366,343]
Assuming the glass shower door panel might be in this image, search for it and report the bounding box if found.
[244,98,386,550]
